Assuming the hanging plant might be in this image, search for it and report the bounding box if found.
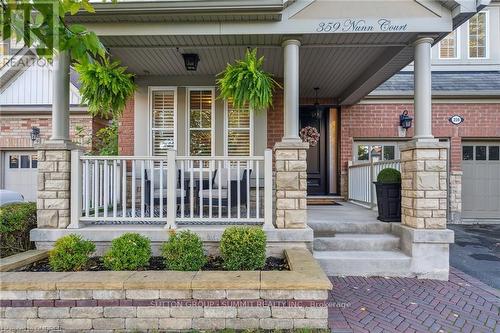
[217,48,280,111]
[75,58,136,119]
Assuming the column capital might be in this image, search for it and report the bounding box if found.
[413,37,434,46]
[282,39,301,47]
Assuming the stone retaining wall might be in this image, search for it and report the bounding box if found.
[0,249,331,332]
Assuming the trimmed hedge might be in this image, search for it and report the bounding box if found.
[377,168,401,183]
[103,233,152,270]
[162,230,206,271]
[0,202,37,258]
[49,234,95,271]
[220,226,267,270]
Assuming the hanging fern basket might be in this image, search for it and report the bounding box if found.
[217,48,280,111]
[75,59,136,119]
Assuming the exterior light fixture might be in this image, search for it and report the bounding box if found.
[313,87,321,119]
[30,127,41,144]
[182,53,200,71]
[399,110,413,129]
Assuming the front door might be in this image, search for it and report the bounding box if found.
[299,106,328,195]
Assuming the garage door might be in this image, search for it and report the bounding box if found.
[2,152,38,202]
[462,143,500,220]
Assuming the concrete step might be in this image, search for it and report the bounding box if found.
[309,221,391,236]
[313,234,400,251]
[314,250,412,277]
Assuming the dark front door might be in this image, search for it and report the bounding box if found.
[299,106,328,195]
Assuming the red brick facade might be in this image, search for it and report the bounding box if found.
[0,114,95,149]
[340,103,500,172]
[118,98,135,156]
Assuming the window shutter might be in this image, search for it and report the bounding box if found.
[226,102,252,157]
[189,90,213,156]
[151,90,175,156]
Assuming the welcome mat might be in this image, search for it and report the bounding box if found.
[307,197,342,206]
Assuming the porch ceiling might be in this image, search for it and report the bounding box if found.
[103,32,417,104]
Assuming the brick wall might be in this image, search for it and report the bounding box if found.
[267,86,284,149]
[340,103,500,173]
[0,114,94,149]
[118,98,135,156]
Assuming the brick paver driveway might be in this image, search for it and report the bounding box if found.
[328,268,499,333]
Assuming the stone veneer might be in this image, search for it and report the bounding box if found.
[449,171,462,224]
[36,142,80,229]
[274,141,309,229]
[0,249,331,331]
[400,141,449,229]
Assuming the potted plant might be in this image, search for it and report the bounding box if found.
[373,168,401,222]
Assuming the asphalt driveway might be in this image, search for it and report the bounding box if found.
[448,224,500,289]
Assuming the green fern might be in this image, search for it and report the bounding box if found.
[217,48,279,111]
[76,59,136,119]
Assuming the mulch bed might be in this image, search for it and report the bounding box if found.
[20,256,288,272]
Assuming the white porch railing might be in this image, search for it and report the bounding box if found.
[347,159,401,207]
[69,149,273,229]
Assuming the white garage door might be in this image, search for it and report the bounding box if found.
[462,143,500,220]
[3,152,38,202]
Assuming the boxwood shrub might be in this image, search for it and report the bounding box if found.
[377,168,401,183]
[0,202,37,258]
[49,234,95,271]
[162,230,206,271]
[103,233,151,270]
[220,226,266,270]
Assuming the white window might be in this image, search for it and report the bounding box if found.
[187,88,215,157]
[353,142,401,163]
[149,87,177,156]
[8,154,38,169]
[439,29,459,59]
[468,11,488,59]
[224,101,253,158]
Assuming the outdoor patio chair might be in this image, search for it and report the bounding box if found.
[199,168,251,209]
[144,169,189,210]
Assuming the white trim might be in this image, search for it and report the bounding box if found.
[186,87,216,157]
[467,10,489,59]
[438,28,460,59]
[223,100,254,157]
[147,86,178,156]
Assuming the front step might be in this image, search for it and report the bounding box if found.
[314,234,400,251]
[314,250,412,277]
[309,221,391,236]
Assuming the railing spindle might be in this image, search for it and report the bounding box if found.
[141,160,145,218]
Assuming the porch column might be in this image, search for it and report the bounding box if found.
[397,37,453,280]
[282,39,301,141]
[51,50,71,142]
[36,50,78,230]
[413,37,434,140]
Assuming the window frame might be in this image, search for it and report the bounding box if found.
[352,141,403,164]
[467,10,489,59]
[148,86,178,156]
[438,29,460,60]
[186,87,216,157]
[223,100,254,158]
[7,153,38,169]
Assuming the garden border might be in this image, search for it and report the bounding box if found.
[0,248,332,331]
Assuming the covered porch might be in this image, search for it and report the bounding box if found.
[31,0,485,279]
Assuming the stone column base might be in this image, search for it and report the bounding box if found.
[449,171,462,224]
[400,140,449,229]
[36,140,81,229]
[393,223,454,280]
[273,141,309,229]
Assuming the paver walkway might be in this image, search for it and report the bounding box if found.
[328,268,500,333]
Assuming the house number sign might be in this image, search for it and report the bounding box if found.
[316,19,408,33]
[449,115,464,125]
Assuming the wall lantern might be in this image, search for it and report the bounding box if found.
[30,127,41,144]
[399,110,413,129]
[182,53,200,71]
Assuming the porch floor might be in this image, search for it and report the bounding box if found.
[307,201,379,224]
